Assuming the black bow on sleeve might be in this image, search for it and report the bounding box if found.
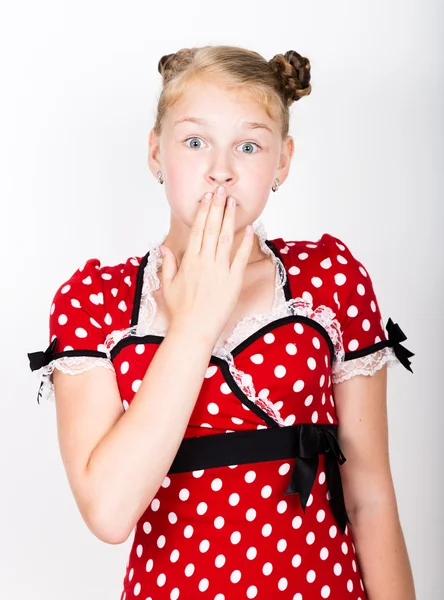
[27,337,58,372]
[284,423,351,534]
[385,318,414,373]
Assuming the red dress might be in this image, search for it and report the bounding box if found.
[28,224,413,600]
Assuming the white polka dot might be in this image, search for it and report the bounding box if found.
[161,476,170,488]
[321,585,331,598]
[215,554,226,567]
[307,493,314,506]
[231,531,241,544]
[261,485,272,499]
[214,516,225,529]
[370,300,377,312]
[230,570,241,583]
[170,589,180,600]
[302,291,313,303]
[250,353,264,364]
[262,523,272,537]
[312,411,319,423]
[320,547,329,560]
[312,337,321,349]
[199,539,210,553]
[320,374,325,387]
[306,569,316,583]
[294,323,304,334]
[146,558,154,571]
[58,314,68,325]
[357,283,366,295]
[170,549,179,563]
[347,580,354,592]
[342,541,349,554]
[293,379,304,392]
[157,535,166,548]
[306,532,315,545]
[278,577,288,590]
[298,252,309,260]
[277,500,287,514]
[185,564,194,577]
[229,493,240,506]
[292,554,302,567]
[279,463,291,475]
[312,277,323,288]
[246,508,256,521]
[135,344,145,354]
[168,512,177,524]
[335,273,347,286]
[246,547,257,560]
[277,539,287,552]
[231,417,243,425]
[307,357,316,370]
[120,361,129,374]
[143,521,152,534]
[348,339,359,351]
[151,498,160,512]
[347,305,358,317]
[199,578,209,591]
[132,379,142,393]
[304,395,314,406]
[317,509,326,522]
[286,343,297,355]
[284,414,296,425]
[289,265,300,275]
[208,402,219,415]
[75,327,87,338]
[274,400,283,410]
[179,488,190,501]
[122,399,129,411]
[61,284,71,294]
[220,382,231,394]
[205,365,218,378]
[157,573,166,586]
[133,582,141,595]
[264,332,275,344]
[184,525,193,538]
[262,562,273,575]
[292,516,302,529]
[274,365,286,378]
[321,258,332,269]
[334,562,342,575]
[258,388,270,399]
[245,471,256,483]
[211,478,223,491]
[193,469,204,478]
[362,319,370,331]
[246,586,258,598]
[118,300,127,312]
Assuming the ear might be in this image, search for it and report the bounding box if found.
[147,128,162,180]
[275,135,295,186]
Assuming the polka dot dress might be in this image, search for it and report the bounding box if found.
[32,231,411,599]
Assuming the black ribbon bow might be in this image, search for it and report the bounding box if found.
[386,318,414,373]
[27,337,58,372]
[284,423,351,534]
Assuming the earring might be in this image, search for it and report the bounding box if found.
[271,177,279,192]
[157,171,164,185]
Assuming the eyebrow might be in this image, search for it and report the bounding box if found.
[173,116,274,134]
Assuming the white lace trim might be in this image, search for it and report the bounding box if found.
[35,357,115,403]
[331,346,399,384]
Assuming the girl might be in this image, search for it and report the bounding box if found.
[28,45,416,599]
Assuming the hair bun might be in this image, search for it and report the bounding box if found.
[158,49,196,82]
[269,50,312,106]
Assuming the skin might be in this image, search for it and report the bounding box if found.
[147,76,294,267]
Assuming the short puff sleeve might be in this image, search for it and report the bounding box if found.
[326,235,414,384]
[27,258,115,403]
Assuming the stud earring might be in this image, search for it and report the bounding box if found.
[271,177,280,192]
[157,171,164,185]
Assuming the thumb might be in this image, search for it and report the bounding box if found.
[159,245,177,290]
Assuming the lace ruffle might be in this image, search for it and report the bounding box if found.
[331,346,399,384]
[37,356,115,403]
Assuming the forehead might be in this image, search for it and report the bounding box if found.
[165,78,274,128]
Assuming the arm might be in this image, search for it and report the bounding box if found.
[53,324,215,545]
[334,365,416,600]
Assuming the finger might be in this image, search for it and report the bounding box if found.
[185,192,213,256]
[230,225,255,277]
[201,185,228,256]
[215,195,236,262]
[159,245,177,291]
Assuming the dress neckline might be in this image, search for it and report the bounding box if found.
[135,219,290,355]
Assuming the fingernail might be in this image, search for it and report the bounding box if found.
[217,185,225,196]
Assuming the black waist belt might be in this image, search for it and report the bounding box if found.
[168,423,351,534]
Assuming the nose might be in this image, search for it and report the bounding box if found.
[207,154,236,190]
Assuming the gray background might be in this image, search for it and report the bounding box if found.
[1,0,442,598]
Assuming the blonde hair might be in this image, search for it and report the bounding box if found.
[153,45,312,139]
